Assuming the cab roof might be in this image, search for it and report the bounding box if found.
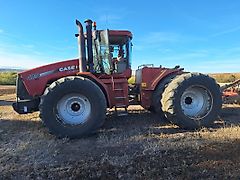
[109,30,133,39]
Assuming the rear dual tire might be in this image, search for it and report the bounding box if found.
[152,74,178,121]
[153,73,222,129]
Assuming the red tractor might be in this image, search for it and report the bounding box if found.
[12,19,222,138]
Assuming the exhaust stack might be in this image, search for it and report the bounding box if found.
[75,20,87,72]
[85,19,94,73]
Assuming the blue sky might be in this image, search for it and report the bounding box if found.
[0,0,240,72]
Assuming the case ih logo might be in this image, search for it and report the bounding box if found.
[58,65,78,72]
[27,73,40,80]
[27,65,78,80]
[27,70,57,80]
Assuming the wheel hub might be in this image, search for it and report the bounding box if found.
[56,94,91,125]
[185,97,193,105]
[180,86,213,119]
[71,102,81,112]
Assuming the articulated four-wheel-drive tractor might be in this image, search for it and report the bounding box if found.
[12,19,222,138]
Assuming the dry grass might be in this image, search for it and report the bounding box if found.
[1,88,240,179]
[210,72,240,83]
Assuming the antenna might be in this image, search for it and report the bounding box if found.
[104,11,109,29]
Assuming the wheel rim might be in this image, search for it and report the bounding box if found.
[180,86,213,120]
[56,93,91,125]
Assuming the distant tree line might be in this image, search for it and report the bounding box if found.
[0,72,17,85]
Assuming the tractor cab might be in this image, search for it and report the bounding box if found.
[92,30,132,75]
[108,30,132,74]
[76,19,132,77]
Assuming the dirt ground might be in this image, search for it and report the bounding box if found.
[0,85,15,96]
[1,86,240,179]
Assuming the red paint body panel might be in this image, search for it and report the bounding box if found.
[19,59,80,97]
[19,59,131,108]
[140,67,181,90]
[136,67,183,108]
[109,30,132,39]
[19,58,181,109]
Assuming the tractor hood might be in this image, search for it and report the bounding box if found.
[19,59,79,97]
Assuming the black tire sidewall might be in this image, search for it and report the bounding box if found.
[173,75,222,128]
[41,77,106,138]
[152,74,178,115]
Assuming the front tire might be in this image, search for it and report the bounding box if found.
[162,73,222,129]
[39,76,106,138]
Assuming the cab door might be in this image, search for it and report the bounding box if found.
[93,30,112,74]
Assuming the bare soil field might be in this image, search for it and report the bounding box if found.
[0,85,15,96]
[1,86,240,179]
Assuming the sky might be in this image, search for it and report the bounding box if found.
[0,0,240,73]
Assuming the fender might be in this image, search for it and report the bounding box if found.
[19,59,80,97]
[136,67,183,108]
